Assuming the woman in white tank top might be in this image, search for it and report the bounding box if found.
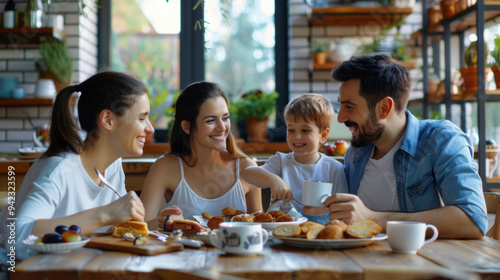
[140,82,262,230]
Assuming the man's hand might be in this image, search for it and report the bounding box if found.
[323,193,374,224]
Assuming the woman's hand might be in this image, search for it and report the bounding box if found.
[102,191,145,224]
[157,205,182,229]
[156,205,193,232]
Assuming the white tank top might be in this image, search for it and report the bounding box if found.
[166,157,247,219]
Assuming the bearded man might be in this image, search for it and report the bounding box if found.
[321,54,487,239]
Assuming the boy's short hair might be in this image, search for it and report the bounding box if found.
[284,93,334,131]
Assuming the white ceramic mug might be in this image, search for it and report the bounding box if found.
[302,181,333,207]
[386,221,439,254]
[209,222,269,255]
[35,79,57,98]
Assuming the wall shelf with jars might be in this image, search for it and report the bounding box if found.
[306,5,413,91]
[414,0,500,190]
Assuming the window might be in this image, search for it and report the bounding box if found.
[101,0,287,140]
[204,0,276,96]
[110,0,180,126]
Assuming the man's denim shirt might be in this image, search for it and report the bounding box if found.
[344,110,488,234]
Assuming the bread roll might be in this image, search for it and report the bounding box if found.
[273,224,302,237]
[325,219,348,231]
[351,219,382,235]
[112,221,149,238]
[345,224,375,239]
[300,221,325,234]
[318,225,344,239]
[306,227,324,240]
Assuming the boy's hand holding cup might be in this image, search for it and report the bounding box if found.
[302,181,333,207]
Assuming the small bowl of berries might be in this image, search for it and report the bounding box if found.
[21,224,89,254]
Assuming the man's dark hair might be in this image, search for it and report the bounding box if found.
[330,54,411,113]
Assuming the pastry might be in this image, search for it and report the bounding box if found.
[351,219,382,235]
[253,212,274,223]
[112,221,149,238]
[275,214,293,222]
[207,216,224,230]
[325,219,348,232]
[345,224,375,239]
[300,221,325,234]
[318,224,344,239]
[273,224,302,237]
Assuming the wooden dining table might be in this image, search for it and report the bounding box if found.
[10,235,500,280]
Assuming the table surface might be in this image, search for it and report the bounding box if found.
[10,236,500,280]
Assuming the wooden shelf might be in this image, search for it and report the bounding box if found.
[313,61,340,70]
[0,27,65,45]
[411,2,500,39]
[0,98,53,106]
[310,6,413,26]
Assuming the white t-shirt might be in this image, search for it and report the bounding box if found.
[0,152,126,261]
[358,135,404,211]
[261,152,348,212]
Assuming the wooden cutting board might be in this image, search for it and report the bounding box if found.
[85,235,183,255]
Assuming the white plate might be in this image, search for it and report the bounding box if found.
[193,231,219,246]
[271,233,387,249]
[18,147,47,156]
[21,235,90,253]
[193,215,308,231]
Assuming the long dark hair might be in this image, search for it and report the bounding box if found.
[42,71,146,158]
[169,81,246,166]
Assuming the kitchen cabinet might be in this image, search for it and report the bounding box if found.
[307,6,413,91]
[415,0,500,190]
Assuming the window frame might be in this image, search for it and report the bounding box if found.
[98,0,288,140]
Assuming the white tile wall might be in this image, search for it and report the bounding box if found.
[0,0,98,152]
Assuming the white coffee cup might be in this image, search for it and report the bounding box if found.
[302,181,333,207]
[209,222,269,255]
[386,221,439,254]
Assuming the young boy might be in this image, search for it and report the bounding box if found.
[241,93,348,224]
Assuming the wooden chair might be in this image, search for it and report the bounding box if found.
[485,192,500,240]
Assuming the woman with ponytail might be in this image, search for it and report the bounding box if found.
[0,71,154,262]
[140,81,262,230]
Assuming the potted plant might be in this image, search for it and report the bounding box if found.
[311,41,328,65]
[36,38,73,92]
[459,41,490,96]
[490,34,500,89]
[230,89,278,143]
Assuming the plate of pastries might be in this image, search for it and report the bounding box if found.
[195,207,308,231]
[271,219,387,249]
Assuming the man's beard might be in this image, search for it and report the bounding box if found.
[345,113,384,148]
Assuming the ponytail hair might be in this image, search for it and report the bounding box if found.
[42,71,146,158]
[170,81,246,166]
